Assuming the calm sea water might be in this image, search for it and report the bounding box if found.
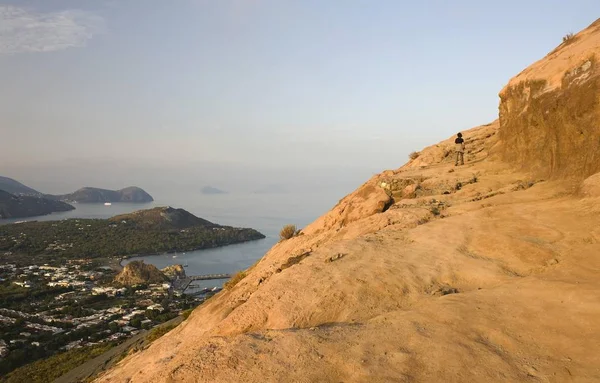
[1,191,344,289]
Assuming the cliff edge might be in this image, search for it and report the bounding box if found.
[96,20,600,383]
[498,20,600,179]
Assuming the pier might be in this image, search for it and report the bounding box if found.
[172,274,232,292]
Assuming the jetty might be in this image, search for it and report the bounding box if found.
[172,274,232,292]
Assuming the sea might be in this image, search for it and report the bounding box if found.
[0,191,345,291]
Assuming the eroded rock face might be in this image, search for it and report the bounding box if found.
[498,20,600,179]
[302,181,393,235]
[582,172,600,197]
[161,264,186,280]
[115,261,168,286]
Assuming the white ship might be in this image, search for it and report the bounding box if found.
[104,202,112,206]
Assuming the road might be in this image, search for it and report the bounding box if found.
[53,316,184,383]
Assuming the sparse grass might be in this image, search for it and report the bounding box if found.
[279,224,297,241]
[409,151,420,160]
[182,308,194,320]
[3,343,116,383]
[224,270,247,290]
[146,323,178,344]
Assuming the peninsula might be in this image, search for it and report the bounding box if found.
[0,190,75,219]
[0,206,264,260]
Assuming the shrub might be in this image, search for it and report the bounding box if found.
[224,271,246,290]
[279,224,297,240]
[563,32,575,43]
[409,151,420,160]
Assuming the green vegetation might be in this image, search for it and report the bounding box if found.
[0,215,265,260]
[2,343,116,383]
[182,308,194,320]
[0,280,70,311]
[146,323,179,344]
[279,224,297,241]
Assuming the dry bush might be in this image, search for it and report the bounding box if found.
[409,151,420,160]
[224,271,247,290]
[279,224,297,240]
[563,32,575,43]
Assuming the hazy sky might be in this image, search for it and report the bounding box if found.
[1,0,599,195]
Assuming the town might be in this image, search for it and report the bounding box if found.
[0,258,211,377]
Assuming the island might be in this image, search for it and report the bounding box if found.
[201,186,228,195]
[0,190,75,219]
[48,186,154,203]
[0,206,264,260]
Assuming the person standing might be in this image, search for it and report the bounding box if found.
[455,133,465,166]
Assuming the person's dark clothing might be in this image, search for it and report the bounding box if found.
[455,136,465,165]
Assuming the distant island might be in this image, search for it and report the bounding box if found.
[48,186,154,203]
[0,206,265,260]
[0,190,75,219]
[201,186,228,195]
[0,176,154,219]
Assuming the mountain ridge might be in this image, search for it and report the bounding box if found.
[0,176,41,196]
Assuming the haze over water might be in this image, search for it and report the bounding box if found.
[1,188,348,288]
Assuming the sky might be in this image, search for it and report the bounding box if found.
[1,0,599,196]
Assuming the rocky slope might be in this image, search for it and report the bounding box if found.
[115,261,168,286]
[51,186,154,203]
[0,190,75,219]
[96,20,600,383]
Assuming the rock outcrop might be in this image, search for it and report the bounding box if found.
[95,19,600,383]
[161,264,186,280]
[498,19,600,179]
[115,261,168,286]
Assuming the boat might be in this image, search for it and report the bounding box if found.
[172,255,178,259]
[104,202,112,206]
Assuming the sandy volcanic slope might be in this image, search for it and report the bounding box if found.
[94,119,600,383]
[96,19,600,383]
